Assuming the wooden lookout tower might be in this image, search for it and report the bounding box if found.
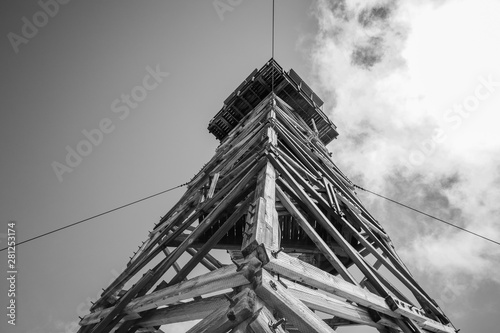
[77,59,456,333]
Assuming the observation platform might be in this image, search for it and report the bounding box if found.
[208,59,338,145]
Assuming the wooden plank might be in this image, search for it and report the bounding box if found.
[96,203,199,308]
[274,116,370,222]
[215,121,266,175]
[325,180,343,216]
[90,270,154,333]
[196,250,223,269]
[162,248,183,277]
[273,109,348,183]
[98,155,260,306]
[170,238,326,254]
[242,160,279,255]
[207,173,220,199]
[274,122,321,178]
[230,318,253,333]
[264,252,454,333]
[136,295,228,327]
[385,296,454,333]
[134,158,264,297]
[255,270,336,333]
[218,102,268,155]
[248,305,287,333]
[275,184,356,284]
[186,288,256,333]
[311,118,319,136]
[270,155,390,298]
[283,277,400,330]
[279,147,322,188]
[264,251,393,315]
[276,144,313,181]
[341,216,446,320]
[80,261,259,326]
[170,194,253,284]
[185,248,218,272]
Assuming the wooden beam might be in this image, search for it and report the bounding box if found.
[185,248,218,272]
[162,248,183,277]
[341,216,446,320]
[270,155,390,298]
[170,194,253,284]
[136,295,228,327]
[97,155,261,307]
[230,318,253,333]
[207,173,220,199]
[242,160,279,255]
[80,260,259,326]
[91,270,154,333]
[275,184,356,284]
[133,158,263,297]
[255,270,336,333]
[248,305,287,333]
[283,277,400,330]
[186,288,256,333]
[275,123,321,178]
[263,251,454,333]
[169,238,327,254]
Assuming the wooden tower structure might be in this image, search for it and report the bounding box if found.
[77,59,456,333]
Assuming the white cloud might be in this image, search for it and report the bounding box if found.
[309,0,500,303]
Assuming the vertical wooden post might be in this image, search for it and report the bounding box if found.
[242,103,279,255]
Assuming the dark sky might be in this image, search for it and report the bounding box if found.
[1,1,499,333]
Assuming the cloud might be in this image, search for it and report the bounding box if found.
[54,320,80,333]
[308,0,500,304]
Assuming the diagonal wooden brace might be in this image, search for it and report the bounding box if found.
[186,288,256,333]
[255,270,336,333]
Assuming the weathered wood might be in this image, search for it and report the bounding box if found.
[98,156,261,306]
[274,109,346,182]
[133,158,263,297]
[91,270,154,333]
[80,262,257,326]
[230,318,253,333]
[264,250,392,314]
[135,295,229,327]
[170,194,253,284]
[264,251,454,333]
[242,160,279,255]
[215,123,266,175]
[274,115,374,224]
[283,277,400,330]
[96,203,198,309]
[275,184,356,284]
[255,270,336,333]
[248,305,286,333]
[270,154,390,298]
[162,248,183,277]
[275,122,321,178]
[341,216,445,319]
[81,91,455,333]
[311,118,319,136]
[278,146,320,186]
[185,248,218,272]
[207,173,220,199]
[186,288,256,333]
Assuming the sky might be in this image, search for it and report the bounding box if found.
[0,1,499,333]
